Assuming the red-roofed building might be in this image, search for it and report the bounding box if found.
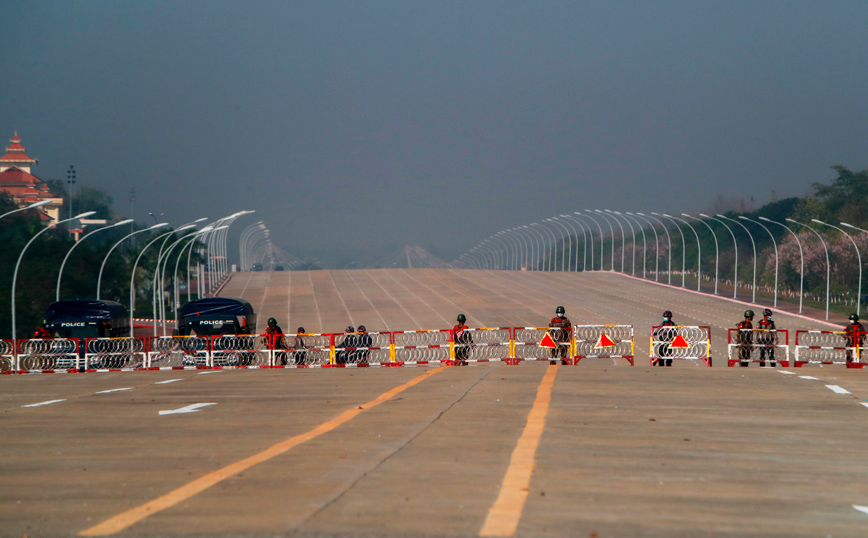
[0,132,63,223]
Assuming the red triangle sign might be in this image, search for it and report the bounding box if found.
[595,333,615,348]
[670,334,690,348]
[540,332,557,348]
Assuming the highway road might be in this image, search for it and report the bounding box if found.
[2,269,867,537]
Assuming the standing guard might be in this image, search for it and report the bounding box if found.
[654,310,676,367]
[453,314,472,366]
[737,310,754,367]
[844,314,865,364]
[756,309,776,367]
[548,306,572,365]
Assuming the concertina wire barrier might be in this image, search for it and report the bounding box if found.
[0,325,636,373]
[726,329,790,367]
[794,330,867,368]
[650,326,712,367]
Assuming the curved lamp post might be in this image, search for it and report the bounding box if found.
[595,210,622,272]
[636,213,669,283]
[760,217,804,313]
[571,213,598,271]
[56,219,134,301]
[683,214,720,295]
[718,214,757,303]
[815,219,862,317]
[741,216,779,308]
[12,211,96,362]
[546,218,571,272]
[581,211,607,271]
[702,214,738,299]
[665,214,702,292]
[0,199,50,221]
[615,211,641,277]
[787,218,831,321]
[97,222,169,300]
[559,215,587,272]
[533,222,557,271]
[653,213,687,288]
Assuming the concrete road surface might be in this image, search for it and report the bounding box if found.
[2,269,867,538]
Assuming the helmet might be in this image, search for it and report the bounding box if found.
[297,327,305,333]
[744,310,754,319]
[346,326,355,333]
[556,306,565,314]
[267,317,277,328]
[358,325,367,332]
[850,313,859,322]
[663,311,672,318]
[763,309,773,317]
[457,314,466,323]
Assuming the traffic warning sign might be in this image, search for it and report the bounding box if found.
[671,334,690,348]
[594,333,615,348]
[540,332,557,348]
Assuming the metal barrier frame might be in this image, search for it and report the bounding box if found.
[726,329,790,367]
[649,326,712,367]
[794,330,865,368]
[573,325,634,365]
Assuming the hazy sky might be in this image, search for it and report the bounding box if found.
[2,1,867,267]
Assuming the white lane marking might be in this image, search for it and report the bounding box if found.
[853,505,868,515]
[159,403,217,416]
[860,403,868,409]
[778,371,796,375]
[95,387,133,394]
[155,379,182,384]
[22,399,66,408]
[198,371,222,375]
[826,385,851,395]
[798,376,819,380]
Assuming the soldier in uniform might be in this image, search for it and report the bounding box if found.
[756,308,776,367]
[292,327,307,366]
[654,310,676,367]
[355,325,373,364]
[844,314,865,364]
[548,306,572,364]
[264,317,286,365]
[737,310,754,367]
[453,314,472,366]
[336,326,356,364]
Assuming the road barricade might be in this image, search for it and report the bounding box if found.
[269,333,331,367]
[209,335,270,368]
[650,326,712,366]
[84,337,148,370]
[452,327,512,365]
[17,338,81,371]
[727,329,789,367]
[392,330,451,365]
[333,331,391,366]
[513,327,573,364]
[147,336,210,369]
[1,339,14,372]
[794,330,865,368]
[574,325,634,365]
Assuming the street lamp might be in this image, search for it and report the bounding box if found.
[569,213,596,271]
[581,211,607,271]
[0,199,50,221]
[760,217,804,313]
[66,166,76,220]
[814,219,862,317]
[665,214,702,292]
[683,214,720,295]
[636,213,669,283]
[532,222,557,271]
[11,211,95,363]
[608,210,637,276]
[741,216,779,307]
[519,226,540,270]
[97,222,168,300]
[129,227,194,331]
[546,218,570,272]
[653,213,687,288]
[702,214,738,299]
[787,218,831,321]
[620,212,647,279]
[56,219,134,301]
[173,226,226,327]
[557,215,585,272]
[718,214,757,303]
[595,210,621,271]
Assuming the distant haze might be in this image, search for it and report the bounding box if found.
[2,1,867,267]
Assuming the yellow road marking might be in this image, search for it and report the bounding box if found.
[79,366,447,536]
[479,364,558,537]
